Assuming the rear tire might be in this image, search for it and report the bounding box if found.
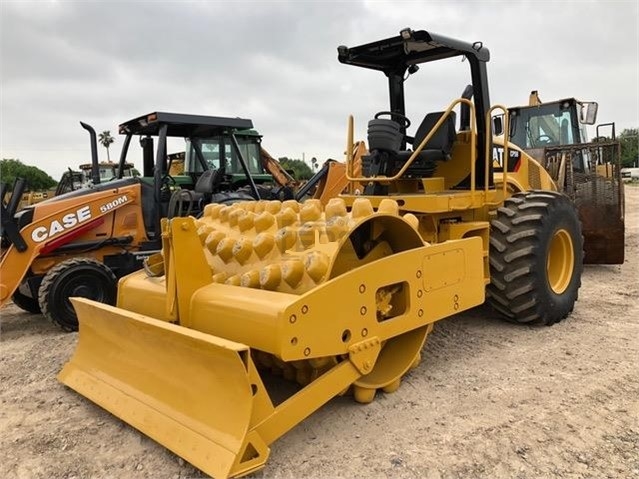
[38,258,117,332]
[487,190,583,325]
[220,189,262,203]
[12,290,41,314]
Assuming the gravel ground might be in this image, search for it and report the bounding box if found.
[1,186,637,479]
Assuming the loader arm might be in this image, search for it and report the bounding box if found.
[312,141,366,202]
[0,189,137,307]
[259,147,297,187]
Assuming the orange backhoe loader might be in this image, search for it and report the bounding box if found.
[0,113,266,330]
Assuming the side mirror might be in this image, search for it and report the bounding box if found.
[580,102,598,125]
[492,115,504,136]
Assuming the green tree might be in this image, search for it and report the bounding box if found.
[0,158,57,190]
[278,157,314,180]
[98,130,115,162]
[619,128,638,168]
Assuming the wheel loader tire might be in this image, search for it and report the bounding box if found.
[38,258,117,332]
[11,290,41,314]
[487,190,583,326]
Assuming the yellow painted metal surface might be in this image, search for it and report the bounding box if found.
[58,92,561,478]
[61,194,487,478]
[116,270,173,321]
[59,298,265,479]
[187,240,483,362]
[547,228,575,294]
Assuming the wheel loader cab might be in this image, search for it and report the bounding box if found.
[507,94,625,264]
[508,98,584,160]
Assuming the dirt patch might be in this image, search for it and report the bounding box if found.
[2,188,638,479]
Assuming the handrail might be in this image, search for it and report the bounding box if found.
[346,115,354,179]
[345,98,477,189]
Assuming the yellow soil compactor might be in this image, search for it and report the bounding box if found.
[59,29,583,478]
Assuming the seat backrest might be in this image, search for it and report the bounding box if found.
[139,180,156,236]
[412,111,457,157]
[195,169,223,194]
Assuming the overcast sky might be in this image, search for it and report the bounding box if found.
[1,0,638,181]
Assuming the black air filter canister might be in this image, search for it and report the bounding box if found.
[367,119,402,153]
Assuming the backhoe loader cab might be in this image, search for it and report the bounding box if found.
[60,29,584,478]
[182,127,274,190]
[115,112,264,226]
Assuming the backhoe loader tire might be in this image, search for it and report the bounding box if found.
[38,258,117,332]
[210,191,256,204]
[11,290,41,314]
[487,190,583,326]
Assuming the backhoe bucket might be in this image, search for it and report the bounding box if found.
[59,298,269,478]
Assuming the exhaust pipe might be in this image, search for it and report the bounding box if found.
[80,122,100,185]
[6,178,27,217]
[0,177,28,252]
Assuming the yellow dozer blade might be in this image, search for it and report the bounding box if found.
[59,197,487,478]
[59,299,267,478]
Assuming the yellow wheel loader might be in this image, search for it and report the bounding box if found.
[0,113,268,331]
[505,91,624,264]
[59,29,583,478]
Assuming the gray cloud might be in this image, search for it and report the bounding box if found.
[1,0,637,180]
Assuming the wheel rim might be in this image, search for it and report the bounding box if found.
[57,272,112,319]
[547,228,574,294]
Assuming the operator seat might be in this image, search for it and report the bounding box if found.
[191,168,224,209]
[194,168,224,196]
[362,110,457,194]
[165,168,225,219]
[397,111,457,177]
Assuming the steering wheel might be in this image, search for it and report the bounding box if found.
[536,135,553,145]
[161,173,176,187]
[374,111,411,129]
[160,173,176,197]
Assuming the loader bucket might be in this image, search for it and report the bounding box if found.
[542,142,625,264]
[577,201,625,264]
[59,298,269,478]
